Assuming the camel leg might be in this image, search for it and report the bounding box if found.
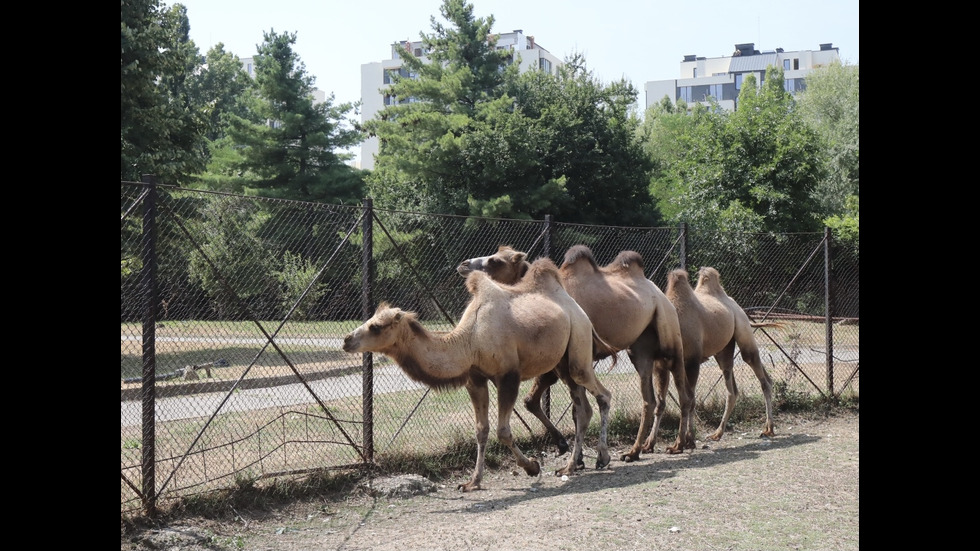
[495,371,542,478]
[680,359,702,450]
[557,383,591,476]
[650,361,683,454]
[459,377,491,492]
[523,369,570,455]
[709,340,739,441]
[741,345,776,438]
[576,376,611,471]
[621,353,654,462]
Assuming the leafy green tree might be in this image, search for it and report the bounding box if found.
[503,54,658,224]
[187,197,279,319]
[121,1,206,184]
[825,194,859,253]
[219,29,365,203]
[645,66,824,233]
[365,0,657,224]
[795,61,859,219]
[187,44,254,158]
[722,67,824,232]
[364,0,518,214]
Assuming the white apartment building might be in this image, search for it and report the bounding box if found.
[359,30,562,170]
[644,42,841,113]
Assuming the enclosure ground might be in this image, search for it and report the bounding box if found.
[121,408,859,551]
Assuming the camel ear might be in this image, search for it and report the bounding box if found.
[513,251,526,264]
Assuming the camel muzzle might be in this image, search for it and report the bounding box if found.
[342,335,357,352]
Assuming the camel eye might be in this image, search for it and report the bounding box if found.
[369,323,382,335]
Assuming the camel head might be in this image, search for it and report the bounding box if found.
[342,302,418,354]
[456,245,529,285]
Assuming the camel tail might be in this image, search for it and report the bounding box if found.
[592,328,620,367]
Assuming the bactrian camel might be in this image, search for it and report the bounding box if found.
[342,258,617,492]
[457,245,694,460]
[665,266,780,441]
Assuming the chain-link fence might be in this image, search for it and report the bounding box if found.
[121,179,859,517]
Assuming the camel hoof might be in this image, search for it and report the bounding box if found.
[457,482,480,492]
[524,458,541,477]
[707,433,723,442]
[595,454,610,470]
[556,438,570,456]
[760,429,775,438]
[664,445,684,455]
[620,452,639,463]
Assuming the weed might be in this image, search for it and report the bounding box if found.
[234,471,256,491]
[773,381,818,412]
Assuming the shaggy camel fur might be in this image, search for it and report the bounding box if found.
[458,245,694,460]
[665,267,778,441]
[343,258,616,492]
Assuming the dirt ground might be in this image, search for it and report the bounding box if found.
[120,409,858,551]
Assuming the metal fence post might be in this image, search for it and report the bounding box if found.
[824,226,835,400]
[139,174,158,517]
[361,198,375,463]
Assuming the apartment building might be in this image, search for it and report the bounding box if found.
[644,42,840,112]
[359,30,562,170]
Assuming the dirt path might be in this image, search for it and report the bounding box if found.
[121,410,858,551]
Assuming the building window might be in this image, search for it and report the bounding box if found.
[678,86,692,103]
[794,59,799,70]
[709,84,723,100]
[783,59,790,70]
[735,74,743,90]
[693,68,698,78]
[539,58,552,73]
[784,79,796,93]
[414,48,422,56]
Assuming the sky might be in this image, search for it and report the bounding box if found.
[171,0,859,162]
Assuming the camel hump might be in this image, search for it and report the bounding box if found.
[561,245,599,271]
[605,250,645,276]
[665,268,693,295]
[695,266,726,295]
[520,258,563,289]
[464,269,496,296]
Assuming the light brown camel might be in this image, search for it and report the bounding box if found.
[665,266,778,441]
[457,245,694,460]
[342,258,616,492]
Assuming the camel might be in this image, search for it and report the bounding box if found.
[342,258,616,492]
[457,245,694,461]
[665,266,778,442]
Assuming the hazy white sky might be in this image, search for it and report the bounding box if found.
[171,0,858,161]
